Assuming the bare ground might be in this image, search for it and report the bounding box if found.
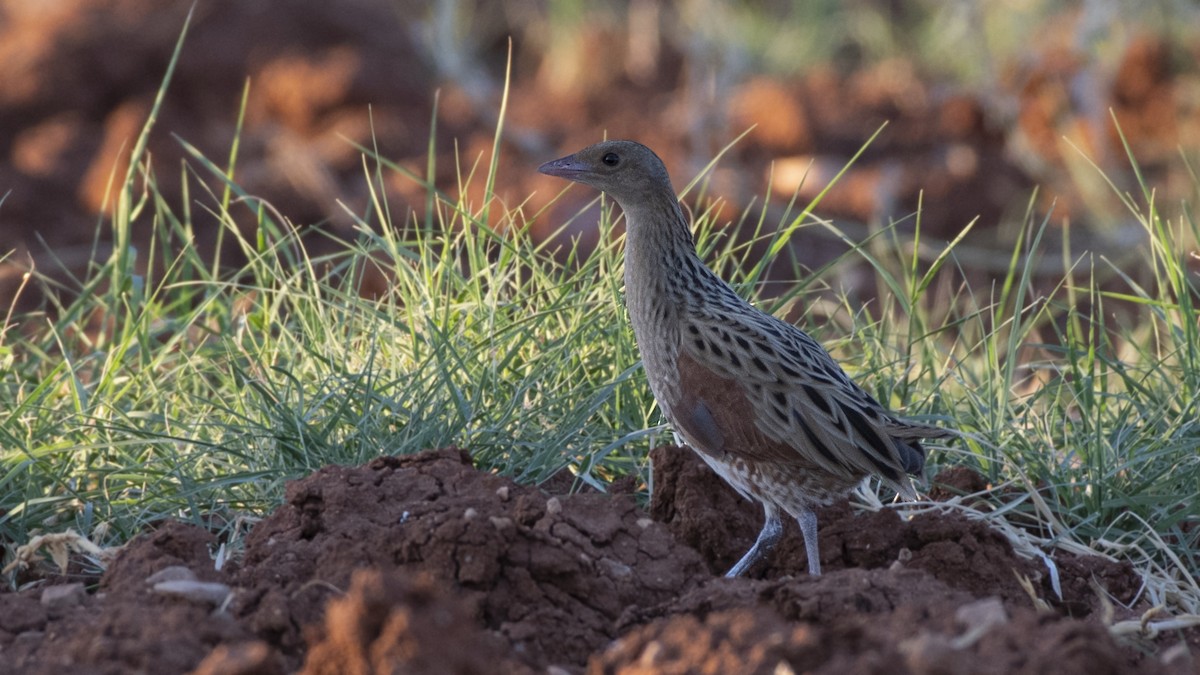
[1,447,1195,674]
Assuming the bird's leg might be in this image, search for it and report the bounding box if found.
[797,507,821,576]
[725,504,783,578]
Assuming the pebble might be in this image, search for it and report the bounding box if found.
[40,583,86,612]
[146,565,197,585]
[153,580,233,607]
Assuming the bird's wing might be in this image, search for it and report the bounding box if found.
[672,347,851,485]
[677,308,950,496]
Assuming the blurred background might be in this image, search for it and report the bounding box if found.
[2,0,1199,303]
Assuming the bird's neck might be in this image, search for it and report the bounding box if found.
[620,193,702,298]
[617,191,704,404]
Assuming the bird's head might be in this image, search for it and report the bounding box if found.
[538,140,673,208]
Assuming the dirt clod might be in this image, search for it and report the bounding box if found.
[232,448,707,670]
[299,568,534,675]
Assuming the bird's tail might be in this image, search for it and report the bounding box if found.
[894,438,930,477]
[888,421,958,478]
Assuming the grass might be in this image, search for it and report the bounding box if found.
[2,25,1199,624]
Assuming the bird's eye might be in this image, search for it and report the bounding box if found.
[602,152,620,166]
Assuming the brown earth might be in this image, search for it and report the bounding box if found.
[1,446,1195,674]
[5,1,1200,315]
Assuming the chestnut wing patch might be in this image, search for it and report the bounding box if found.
[674,349,837,473]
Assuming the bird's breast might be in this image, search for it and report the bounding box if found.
[624,277,685,412]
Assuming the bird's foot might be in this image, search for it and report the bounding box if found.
[724,507,783,578]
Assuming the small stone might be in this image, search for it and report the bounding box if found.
[489,516,513,531]
[40,583,86,612]
[146,565,197,585]
[637,640,663,666]
[153,580,232,606]
[12,631,44,650]
[598,557,633,578]
[636,517,654,529]
[899,632,957,672]
[464,507,478,520]
[496,485,510,501]
[952,597,1008,648]
[545,497,563,516]
[955,596,1007,628]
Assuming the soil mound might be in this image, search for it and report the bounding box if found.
[592,570,1133,675]
[1,446,1192,674]
[232,448,706,670]
[650,444,1142,614]
[2,522,266,675]
[298,568,533,675]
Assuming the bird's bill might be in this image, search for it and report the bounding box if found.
[537,154,590,181]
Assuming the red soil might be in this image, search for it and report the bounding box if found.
[1,447,1193,674]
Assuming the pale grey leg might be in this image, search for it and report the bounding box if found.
[797,506,821,576]
[725,503,783,578]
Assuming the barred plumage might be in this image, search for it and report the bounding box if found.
[539,140,955,576]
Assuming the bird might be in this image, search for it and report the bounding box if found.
[538,140,955,577]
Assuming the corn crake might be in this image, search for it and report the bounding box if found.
[539,140,956,576]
